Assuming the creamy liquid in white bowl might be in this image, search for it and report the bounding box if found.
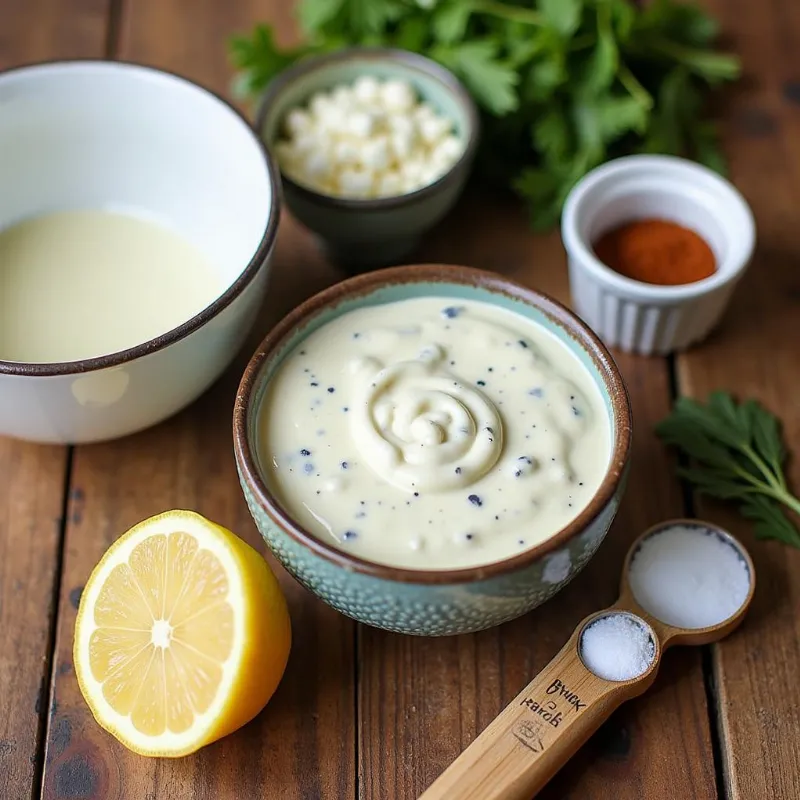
[0,209,224,363]
[260,297,611,570]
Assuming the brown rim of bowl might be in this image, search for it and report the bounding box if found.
[0,58,281,378]
[233,263,633,585]
[254,46,480,212]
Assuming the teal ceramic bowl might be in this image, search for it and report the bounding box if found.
[233,265,632,636]
[255,48,479,272]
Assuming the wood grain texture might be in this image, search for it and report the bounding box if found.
[0,444,69,800]
[360,197,717,800]
[0,0,109,66]
[677,2,800,797]
[0,3,108,798]
[40,2,355,799]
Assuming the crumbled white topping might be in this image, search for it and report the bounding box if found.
[275,77,465,199]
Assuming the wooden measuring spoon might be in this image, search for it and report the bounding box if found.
[419,519,755,800]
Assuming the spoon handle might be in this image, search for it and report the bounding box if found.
[418,629,656,800]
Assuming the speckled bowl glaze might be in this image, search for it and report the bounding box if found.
[255,48,479,273]
[233,265,632,636]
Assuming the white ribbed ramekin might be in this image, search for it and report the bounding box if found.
[561,155,755,356]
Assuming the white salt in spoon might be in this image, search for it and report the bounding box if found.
[420,519,755,800]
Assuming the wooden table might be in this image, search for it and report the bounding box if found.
[2,1,799,798]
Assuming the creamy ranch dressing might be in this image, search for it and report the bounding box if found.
[0,210,224,363]
[261,297,611,570]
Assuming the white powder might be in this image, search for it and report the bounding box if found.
[580,613,655,681]
[628,523,751,629]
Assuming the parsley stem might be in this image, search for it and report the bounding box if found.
[649,37,741,80]
[618,61,653,108]
[472,0,542,26]
[570,33,595,51]
[741,443,788,493]
[778,490,800,518]
[721,458,800,518]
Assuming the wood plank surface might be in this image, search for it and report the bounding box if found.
[0,3,109,799]
[359,200,717,800]
[40,3,355,800]
[677,1,800,797]
[18,0,799,798]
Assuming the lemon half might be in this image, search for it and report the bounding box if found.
[74,510,291,757]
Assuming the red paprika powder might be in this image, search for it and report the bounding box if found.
[592,219,716,286]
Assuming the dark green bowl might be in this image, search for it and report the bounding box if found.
[255,48,479,273]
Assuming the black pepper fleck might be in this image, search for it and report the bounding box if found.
[310,382,319,387]
[343,407,349,412]
[518,339,528,348]
[442,306,461,319]
[340,461,348,470]
[455,467,462,474]
[488,367,494,372]
[465,533,474,541]
[328,387,335,393]
[579,482,584,486]
[299,350,306,356]
[518,539,526,546]
[468,494,482,507]
[300,449,311,456]
[413,492,419,497]
[353,332,361,339]
[477,380,486,387]
[343,530,357,541]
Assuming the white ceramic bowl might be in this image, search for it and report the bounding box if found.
[562,155,755,355]
[0,61,280,444]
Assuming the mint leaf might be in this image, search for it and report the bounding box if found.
[539,0,582,37]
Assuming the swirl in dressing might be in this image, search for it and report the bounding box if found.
[349,344,503,492]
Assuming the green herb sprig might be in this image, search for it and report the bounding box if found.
[657,392,800,549]
[229,0,740,230]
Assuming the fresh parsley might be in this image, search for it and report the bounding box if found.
[229,0,740,229]
[657,392,800,550]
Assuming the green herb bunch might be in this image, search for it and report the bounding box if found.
[229,0,740,229]
[657,392,800,550]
